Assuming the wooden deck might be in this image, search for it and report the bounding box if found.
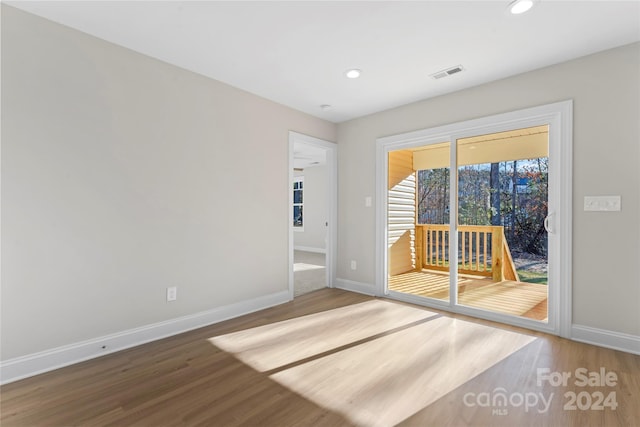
[389,269,548,321]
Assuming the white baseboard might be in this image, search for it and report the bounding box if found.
[294,246,326,254]
[334,278,376,296]
[571,324,640,355]
[0,290,290,385]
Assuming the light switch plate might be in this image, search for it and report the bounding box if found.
[584,196,621,212]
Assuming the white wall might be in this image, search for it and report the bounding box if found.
[294,166,328,252]
[1,6,336,361]
[337,42,640,338]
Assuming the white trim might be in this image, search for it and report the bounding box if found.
[571,325,640,355]
[0,290,289,385]
[557,101,573,339]
[449,139,458,307]
[375,140,388,297]
[374,139,389,297]
[375,100,573,337]
[294,246,326,254]
[289,136,295,300]
[289,132,337,298]
[334,278,377,296]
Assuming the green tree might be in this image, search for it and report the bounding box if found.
[417,157,548,256]
[490,163,501,226]
[417,168,450,224]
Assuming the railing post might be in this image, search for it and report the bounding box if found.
[415,225,423,272]
[491,226,504,282]
[502,234,520,282]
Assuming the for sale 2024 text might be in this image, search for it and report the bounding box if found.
[538,367,618,411]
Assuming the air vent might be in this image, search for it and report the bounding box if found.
[430,65,465,80]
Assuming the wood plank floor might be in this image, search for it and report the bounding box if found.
[2,289,638,426]
[389,269,548,321]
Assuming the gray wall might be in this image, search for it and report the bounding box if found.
[1,6,336,360]
[337,42,640,336]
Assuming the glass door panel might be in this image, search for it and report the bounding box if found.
[387,142,451,302]
[456,126,549,321]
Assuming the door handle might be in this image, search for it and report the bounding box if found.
[544,213,554,234]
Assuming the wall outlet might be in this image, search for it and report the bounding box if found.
[350,260,357,270]
[166,286,177,302]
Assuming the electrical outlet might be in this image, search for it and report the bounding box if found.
[350,260,357,270]
[167,286,177,302]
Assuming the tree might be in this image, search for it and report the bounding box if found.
[417,157,548,256]
[417,168,450,224]
[511,160,518,240]
[489,163,501,226]
[458,165,490,225]
[516,158,548,255]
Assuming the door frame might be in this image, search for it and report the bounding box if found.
[375,100,573,338]
[288,131,338,300]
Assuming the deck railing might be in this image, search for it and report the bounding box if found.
[415,224,519,282]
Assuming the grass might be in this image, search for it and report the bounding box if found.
[517,269,547,285]
[424,260,548,285]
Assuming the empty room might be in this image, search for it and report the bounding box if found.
[1,1,639,426]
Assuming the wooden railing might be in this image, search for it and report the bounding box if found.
[415,224,519,282]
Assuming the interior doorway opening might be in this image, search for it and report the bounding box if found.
[293,165,327,296]
[289,132,337,299]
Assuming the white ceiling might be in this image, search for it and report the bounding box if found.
[293,143,327,170]
[6,1,640,123]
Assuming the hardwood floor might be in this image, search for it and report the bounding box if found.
[1,289,638,426]
[389,269,548,320]
[294,250,327,297]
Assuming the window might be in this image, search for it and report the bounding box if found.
[293,177,304,229]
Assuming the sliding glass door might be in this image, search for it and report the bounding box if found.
[387,127,550,322]
[387,142,451,303]
[381,100,572,336]
[455,126,549,322]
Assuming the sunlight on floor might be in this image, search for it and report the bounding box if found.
[210,300,537,426]
[293,262,325,272]
[210,300,437,372]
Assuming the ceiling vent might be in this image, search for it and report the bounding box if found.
[430,65,464,80]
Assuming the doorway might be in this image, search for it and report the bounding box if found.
[288,132,337,299]
[376,101,572,337]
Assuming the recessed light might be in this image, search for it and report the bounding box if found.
[320,104,332,111]
[509,0,534,14]
[345,69,362,79]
